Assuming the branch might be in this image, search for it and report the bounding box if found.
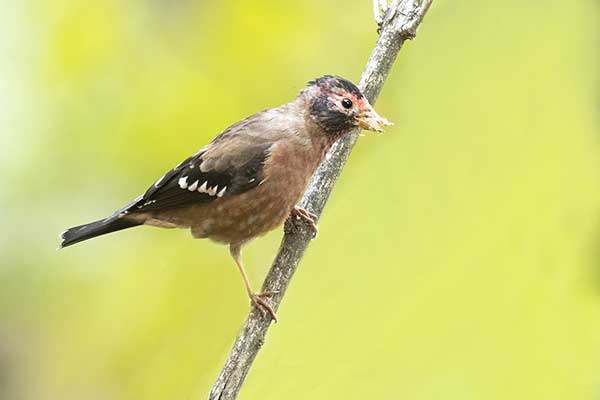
[208,1,433,398]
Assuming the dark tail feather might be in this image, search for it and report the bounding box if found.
[59,216,142,248]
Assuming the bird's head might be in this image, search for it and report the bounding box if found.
[303,75,392,135]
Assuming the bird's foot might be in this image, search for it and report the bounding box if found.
[250,291,279,322]
[290,206,319,238]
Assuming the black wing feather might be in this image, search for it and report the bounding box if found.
[126,145,270,213]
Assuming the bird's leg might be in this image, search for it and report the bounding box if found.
[290,205,319,238]
[229,244,278,322]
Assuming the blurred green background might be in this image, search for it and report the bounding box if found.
[1,0,599,399]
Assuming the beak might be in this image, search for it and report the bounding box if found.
[355,104,393,133]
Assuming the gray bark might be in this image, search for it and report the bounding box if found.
[208,1,433,399]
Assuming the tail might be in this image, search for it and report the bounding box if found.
[59,215,142,248]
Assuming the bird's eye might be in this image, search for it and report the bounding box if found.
[341,98,353,109]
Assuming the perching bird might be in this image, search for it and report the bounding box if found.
[59,75,391,320]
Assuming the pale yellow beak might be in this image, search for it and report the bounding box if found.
[355,104,393,133]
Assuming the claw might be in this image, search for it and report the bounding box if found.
[290,206,319,238]
[250,291,278,322]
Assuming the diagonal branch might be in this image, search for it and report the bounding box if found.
[208,1,433,399]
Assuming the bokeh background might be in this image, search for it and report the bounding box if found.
[1,0,599,399]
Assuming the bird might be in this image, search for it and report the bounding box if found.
[59,75,391,321]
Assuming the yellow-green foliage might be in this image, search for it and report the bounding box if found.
[1,1,599,399]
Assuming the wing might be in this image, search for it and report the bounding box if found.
[118,105,302,215]
[125,134,273,214]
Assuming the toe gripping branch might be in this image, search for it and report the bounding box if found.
[289,206,319,239]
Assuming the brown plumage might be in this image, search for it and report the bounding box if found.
[60,75,391,320]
